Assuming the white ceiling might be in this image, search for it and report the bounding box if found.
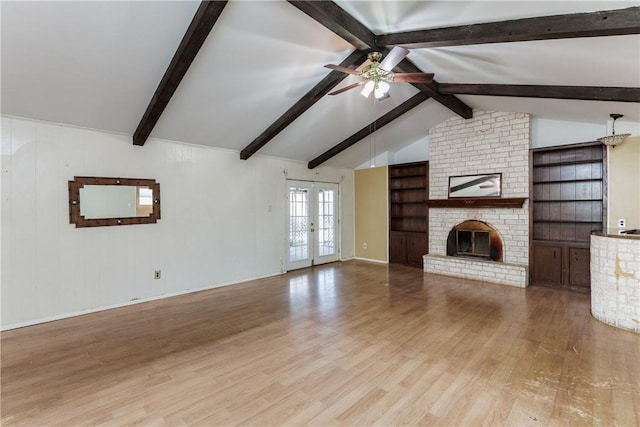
[2,1,639,169]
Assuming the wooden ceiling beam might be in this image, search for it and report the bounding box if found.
[287,0,471,119]
[308,92,431,169]
[238,1,472,161]
[133,1,228,146]
[395,60,473,119]
[377,7,640,48]
[287,1,375,50]
[240,50,368,160]
[437,84,640,102]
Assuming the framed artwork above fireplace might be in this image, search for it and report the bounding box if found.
[448,173,501,198]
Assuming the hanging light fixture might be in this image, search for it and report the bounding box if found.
[598,113,630,147]
[359,52,391,100]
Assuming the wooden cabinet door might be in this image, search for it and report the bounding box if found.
[568,246,590,289]
[389,232,407,265]
[532,243,563,286]
[406,233,427,268]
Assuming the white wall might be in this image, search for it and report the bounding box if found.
[531,117,640,149]
[358,117,640,170]
[354,136,430,170]
[531,118,604,148]
[0,116,355,329]
[355,151,393,170]
[390,136,429,165]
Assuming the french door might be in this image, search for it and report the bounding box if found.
[287,180,340,271]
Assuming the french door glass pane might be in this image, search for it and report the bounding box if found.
[289,187,309,262]
[317,189,335,257]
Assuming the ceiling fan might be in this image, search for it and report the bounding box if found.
[325,46,434,100]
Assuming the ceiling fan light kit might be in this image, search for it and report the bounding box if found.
[598,113,631,148]
[361,80,390,99]
[361,80,375,98]
[374,81,390,100]
[325,46,433,100]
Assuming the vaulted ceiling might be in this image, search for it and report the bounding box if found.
[2,1,639,169]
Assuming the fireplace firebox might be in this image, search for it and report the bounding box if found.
[447,220,503,262]
[456,229,490,258]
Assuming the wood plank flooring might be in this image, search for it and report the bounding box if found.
[2,260,639,426]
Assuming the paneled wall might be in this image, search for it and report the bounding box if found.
[0,116,355,329]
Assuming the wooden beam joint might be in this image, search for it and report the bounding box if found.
[240,50,368,160]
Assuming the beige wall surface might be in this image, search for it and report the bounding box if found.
[608,136,640,230]
[355,167,388,262]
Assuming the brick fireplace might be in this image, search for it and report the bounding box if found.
[423,111,530,287]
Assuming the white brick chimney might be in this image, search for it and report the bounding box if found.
[424,111,530,287]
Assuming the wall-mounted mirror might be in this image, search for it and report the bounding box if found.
[69,176,161,227]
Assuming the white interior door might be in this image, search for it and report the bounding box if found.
[287,180,339,271]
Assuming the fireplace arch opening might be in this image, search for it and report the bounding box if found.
[446,220,503,262]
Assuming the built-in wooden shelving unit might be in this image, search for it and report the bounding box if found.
[389,161,428,268]
[530,141,605,292]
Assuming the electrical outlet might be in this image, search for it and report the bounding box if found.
[618,218,626,228]
[154,270,161,280]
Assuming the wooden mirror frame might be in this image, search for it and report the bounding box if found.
[68,176,161,228]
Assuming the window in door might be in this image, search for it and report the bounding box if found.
[287,180,339,271]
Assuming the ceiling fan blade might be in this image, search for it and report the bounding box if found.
[389,73,434,83]
[327,82,364,96]
[379,46,409,72]
[324,64,361,76]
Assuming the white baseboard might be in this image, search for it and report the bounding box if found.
[0,272,282,331]
[353,257,388,265]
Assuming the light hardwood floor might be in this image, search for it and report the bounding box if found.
[2,260,639,426]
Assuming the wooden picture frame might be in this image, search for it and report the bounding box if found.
[448,173,502,198]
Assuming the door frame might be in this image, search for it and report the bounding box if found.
[286,179,340,271]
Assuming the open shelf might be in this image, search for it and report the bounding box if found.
[532,178,603,184]
[532,159,603,168]
[389,161,428,268]
[530,142,605,291]
[531,143,605,243]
